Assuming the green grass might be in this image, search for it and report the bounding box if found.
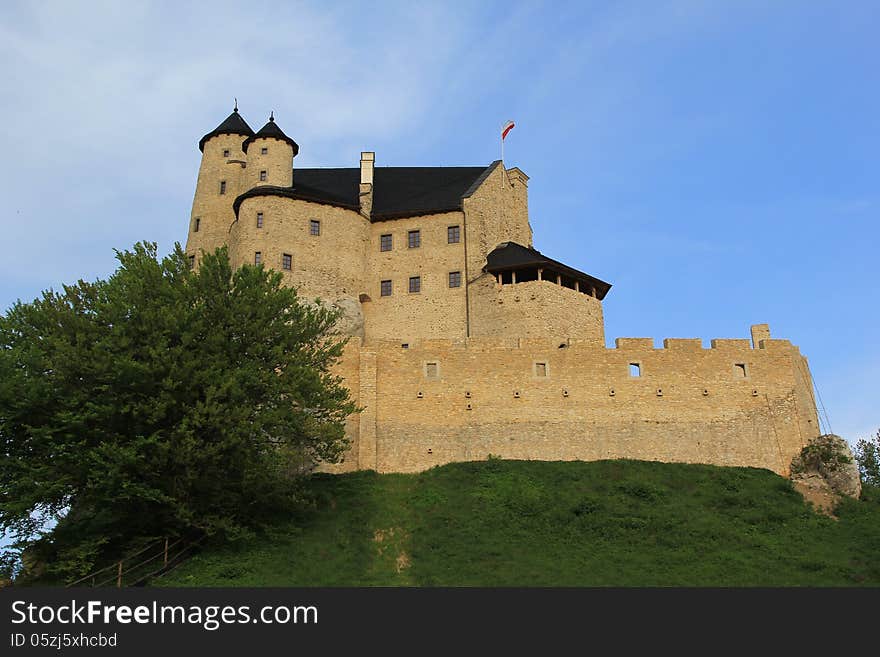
[156,459,880,587]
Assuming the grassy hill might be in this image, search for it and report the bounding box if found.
[156,459,880,587]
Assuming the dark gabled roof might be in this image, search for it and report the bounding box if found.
[232,164,493,221]
[372,166,489,219]
[242,114,300,155]
[198,109,255,152]
[485,241,612,300]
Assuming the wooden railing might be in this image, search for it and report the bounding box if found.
[66,535,204,588]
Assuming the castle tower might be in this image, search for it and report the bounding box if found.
[242,112,298,189]
[186,104,255,265]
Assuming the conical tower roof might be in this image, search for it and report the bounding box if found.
[242,112,300,155]
[198,106,255,152]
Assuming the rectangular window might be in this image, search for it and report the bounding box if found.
[535,362,548,377]
[188,255,195,269]
[380,234,393,251]
[219,180,226,194]
[380,280,392,297]
[282,253,292,271]
[408,230,420,249]
[193,217,200,232]
[734,363,747,378]
[409,276,421,293]
[629,363,641,377]
[448,271,462,288]
[425,362,439,379]
[222,149,230,158]
[447,225,460,244]
[259,170,267,182]
[261,147,268,155]
[256,212,263,228]
[254,251,262,266]
[310,219,321,236]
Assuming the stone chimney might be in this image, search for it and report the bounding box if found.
[359,151,374,218]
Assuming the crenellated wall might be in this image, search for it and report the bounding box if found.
[325,328,819,476]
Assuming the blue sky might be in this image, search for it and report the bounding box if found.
[1,0,877,443]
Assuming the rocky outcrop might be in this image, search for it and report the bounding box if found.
[790,435,862,514]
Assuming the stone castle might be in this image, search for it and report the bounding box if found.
[185,106,821,475]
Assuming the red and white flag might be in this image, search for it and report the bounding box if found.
[501,120,515,140]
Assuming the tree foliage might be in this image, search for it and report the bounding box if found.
[0,243,356,580]
[854,430,880,488]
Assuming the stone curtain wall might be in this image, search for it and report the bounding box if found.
[326,332,820,475]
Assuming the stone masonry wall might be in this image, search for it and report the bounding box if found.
[462,164,533,279]
[230,196,370,303]
[326,331,820,476]
[186,134,250,263]
[363,211,468,341]
[469,274,605,343]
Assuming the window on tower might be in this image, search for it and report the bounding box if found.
[261,147,268,155]
[408,230,420,249]
[257,212,263,228]
[380,280,392,297]
[259,170,267,182]
[254,251,262,266]
[223,149,230,158]
[310,220,321,236]
[409,276,421,293]
[282,253,292,271]
[193,217,200,232]
[219,180,226,194]
[448,225,460,243]
[380,234,392,251]
[448,271,461,288]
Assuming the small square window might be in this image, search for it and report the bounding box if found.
[380,280,392,297]
[408,230,420,249]
[222,149,230,158]
[254,251,262,265]
[310,219,320,236]
[380,234,392,251]
[535,362,548,377]
[259,170,267,182]
[447,225,460,243]
[448,271,461,288]
[260,147,268,155]
[425,362,439,379]
[256,212,263,228]
[188,255,195,269]
[734,363,747,378]
[282,253,292,271]
[219,180,226,194]
[409,276,421,293]
[193,217,200,232]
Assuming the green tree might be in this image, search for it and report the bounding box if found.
[854,429,880,488]
[0,243,356,581]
